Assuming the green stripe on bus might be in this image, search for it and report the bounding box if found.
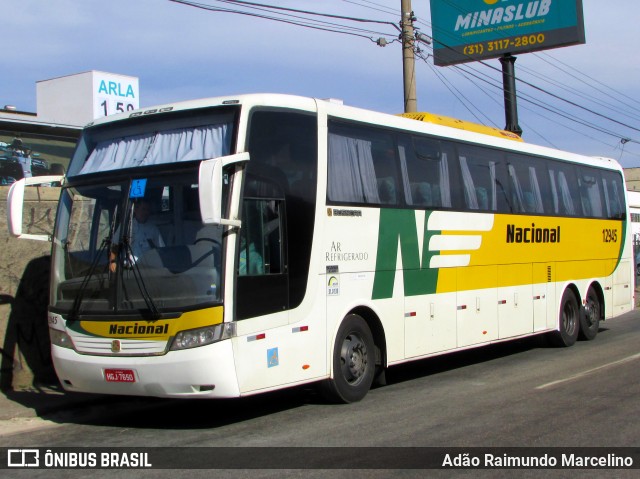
[372,209,439,299]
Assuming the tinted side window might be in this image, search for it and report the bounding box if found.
[241,110,318,316]
[248,111,317,200]
[456,145,511,212]
[328,122,400,206]
[547,161,581,216]
[239,199,284,276]
[577,167,605,218]
[506,154,551,214]
[398,135,453,208]
[601,170,626,219]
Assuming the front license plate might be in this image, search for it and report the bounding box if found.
[104,369,136,383]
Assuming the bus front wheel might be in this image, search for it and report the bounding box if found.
[321,314,375,403]
[549,288,580,347]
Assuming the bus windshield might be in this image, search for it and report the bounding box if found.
[51,167,224,317]
[49,107,237,317]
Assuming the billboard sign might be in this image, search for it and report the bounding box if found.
[430,0,585,66]
[93,72,139,119]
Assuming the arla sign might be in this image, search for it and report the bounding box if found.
[93,73,140,118]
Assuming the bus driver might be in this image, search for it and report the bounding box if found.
[110,199,165,272]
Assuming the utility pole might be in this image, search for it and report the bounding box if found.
[401,0,417,113]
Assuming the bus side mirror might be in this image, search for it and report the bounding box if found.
[199,152,249,226]
[7,175,64,241]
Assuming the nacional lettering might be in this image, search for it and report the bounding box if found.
[455,0,552,32]
[506,223,560,244]
[108,323,169,335]
[98,80,136,98]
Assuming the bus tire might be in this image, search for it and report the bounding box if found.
[579,287,601,341]
[549,288,580,347]
[320,314,375,403]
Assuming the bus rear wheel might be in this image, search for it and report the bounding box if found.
[549,288,580,347]
[320,314,375,403]
[579,287,601,341]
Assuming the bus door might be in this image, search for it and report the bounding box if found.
[232,172,291,393]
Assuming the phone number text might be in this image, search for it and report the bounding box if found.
[463,33,546,56]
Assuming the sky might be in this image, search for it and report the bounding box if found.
[3,0,640,166]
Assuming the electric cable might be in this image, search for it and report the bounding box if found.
[170,0,640,160]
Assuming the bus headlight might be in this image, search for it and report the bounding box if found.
[50,328,75,349]
[170,323,236,351]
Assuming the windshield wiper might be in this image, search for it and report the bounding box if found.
[68,201,122,321]
[119,235,161,320]
[68,237,111,321]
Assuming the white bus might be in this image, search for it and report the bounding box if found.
[8,94,634,402]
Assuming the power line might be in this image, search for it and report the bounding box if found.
[445,60,622,150]
[432,47,640,137]
[409,1,640,133]
[214,0,398,27]
[419,30,640,142]
[170,0,399,43]
[171,0,398,34]
[171,0,640,159]
[340,0,640,138]
[426,56,640,156]
[429,55,640,145]
[397,3,640,151]
[516,62,640,125]
[417,51,494,126]
[341,0,397,17]
[536,51,640,110]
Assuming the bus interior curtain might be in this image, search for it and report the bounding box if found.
[610,176,623,218]
[585,176,604,217]
[440,154,452,208]
[602,177,612,218]
[459,156,478,210]
[508,164,525,211]
[529,166,544,213]
[558,171,576,215]
[548,169,560,215]
[397,145,413,204]
[79,123,231,175]
[489,161,497,211]
[328,133,379,203]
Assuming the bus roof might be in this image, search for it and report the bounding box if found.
[83,93,622,174]
[398,112,523,142]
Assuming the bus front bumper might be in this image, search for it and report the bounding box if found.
[51,339,240,398]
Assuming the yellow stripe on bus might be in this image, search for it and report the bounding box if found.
[72,306,224,340]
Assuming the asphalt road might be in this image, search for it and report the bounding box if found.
[2,310,640,478]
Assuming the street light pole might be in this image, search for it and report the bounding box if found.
[500,54,523,136]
